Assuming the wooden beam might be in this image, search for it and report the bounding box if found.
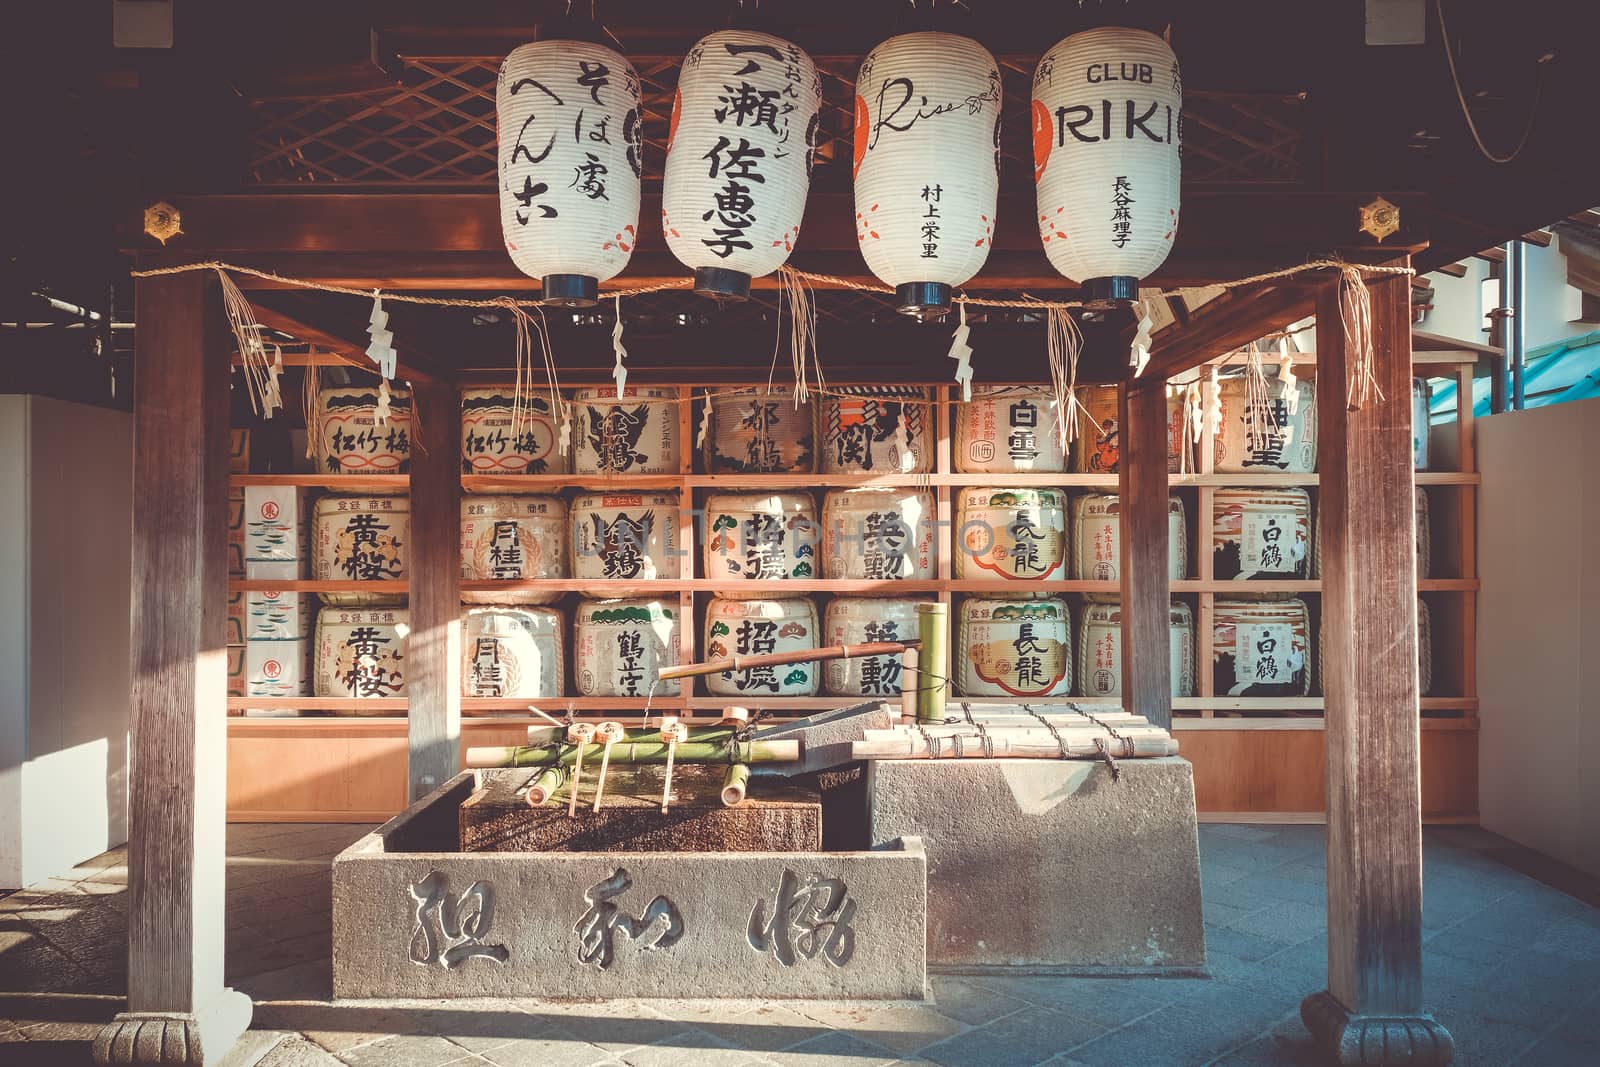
[1519,229,1553,247]
[1301,267,1453,1062]
[248,290,448,383]
[94,272,252,1063]
[1144,285,1317,383]
[406,382,462,801]
[1117,379,1173,731]
[1432,262,1469,278]
[120,191,1432,291]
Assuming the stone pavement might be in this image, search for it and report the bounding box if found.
[2,822,1598,1066]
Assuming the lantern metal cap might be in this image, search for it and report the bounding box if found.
[895,282,953,320]
[1081,276,1140,310]
[694,266,752,301]
[541,274,599,308]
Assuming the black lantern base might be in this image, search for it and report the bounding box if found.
[1081,275,1140,309]
[541,274,599,308]
[694,267,752,301]
[895,282,953,319]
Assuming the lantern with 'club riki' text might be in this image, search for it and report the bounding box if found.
[662,29,822,300]
[1032,27,1181,307]
[497,37,643,307]
[853,32,1002,318]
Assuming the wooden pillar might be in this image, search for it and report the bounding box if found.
[1117,379,1172,730]
[407,382,462,800]
[1301,268,1454,1063]
[94,273,252,1065]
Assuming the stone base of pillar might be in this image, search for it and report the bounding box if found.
[1300,990,1455,1066]
[93,988,253,1067]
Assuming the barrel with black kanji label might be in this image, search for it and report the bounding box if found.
[704,596,819,698]
[1211,487,1312,583]
[819,387,933,473]
[821,487,937,580]
[313,606,409,706]
[312,495,409,607]
[460,495,568,605]
[1076,600,1194,698]
[823,597,929,697]
[573,598,680,698]
[954,386,1067,473]
[1212,598,1311,697]
[956,596,1073,698]
[704,386,816,473]
[314,383,412,476]
[954,488,1068,581]
[461,606,563,700]
[1213,372,1316,473]
[572,386,679,475]
[460,388,569,476]
[1070,492,1186,597]
[703,493,819,597]
[571,491,681,590]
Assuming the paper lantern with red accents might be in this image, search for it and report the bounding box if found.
[661,30,822,300]
[497,39,643,307]
[852,32,1002,318]
[1032,27,1181,307]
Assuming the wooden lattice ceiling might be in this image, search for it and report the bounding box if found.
[246,53,1313,189]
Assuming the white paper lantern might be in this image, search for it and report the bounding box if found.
[1032,27,1181,306]
[662,30,822,299]
[497,38,643,306]
[853,32,1001,317]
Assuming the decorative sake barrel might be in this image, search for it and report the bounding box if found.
[1413,377,1431,470]
[572,386,678,475]
[1213,598,1311,696]
[957,596,1073,697]
[703,493,819,593]
[573,599,680,698]
[1313,487,1430,580]
[704,596,819,697]
[460,388,569,476]
[822,597,926,697]
[313,606,409,704]
[821,488,937,580]
[459,495,568,605]
[571,491,680,587]
[461,606,563,700]
[819,387,932,473]
[1212,487,1312,582]
[704,386,815,473]
[1071,385,1189,474]
[312,495,409,607]
[1214,373,1317,473]
[954,488,1068,581]
[315,384,413,476]
[1070,493,1187,594]
[1076,600,1195,698]
[954,387,1067,474]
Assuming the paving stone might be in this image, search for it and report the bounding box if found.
[976,974,1198,1029]
[760,1030,902,1067]
[917,1006,1108,1067]
[477,1029,628,1067]
[617,1026,750,1067]
[1223,900,1328,946]
[926,977,1029,1026]
[553,1009,694,1054]
[263,1004,435,1055]
[335,1033,469,1067]
[678,1004,829,1052]
[788,1002,963,1055]
[1068,1001,1290,1067]
[257,1034,347,1066]
[407,1003,556,1052]
[1210,1030,1324,1066]
[1201,825,1281,844]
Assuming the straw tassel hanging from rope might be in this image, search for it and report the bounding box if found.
[216,268,281,419]
[1045,307,1093,454]
[1340,265,1384,411]
[777,266,824,406]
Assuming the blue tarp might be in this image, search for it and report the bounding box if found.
[1428,329,1600,421]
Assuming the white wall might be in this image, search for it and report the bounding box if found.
[1477,397,1600,878]
[0,396,132,888]
[1423,259,1493,344]
[1422,239,1587,353]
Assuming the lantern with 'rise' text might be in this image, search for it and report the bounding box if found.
[497,39,643,307]
[853,32,1002,318]
[1032,27,1181,307]
[662,30,822,300]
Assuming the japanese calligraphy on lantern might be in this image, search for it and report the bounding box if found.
[662,30,822,295]
[852,32,1001,310]
[496,40,642,295]
[1032,27,1181,296]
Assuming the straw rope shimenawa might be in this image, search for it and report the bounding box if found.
[128,258,1414,419]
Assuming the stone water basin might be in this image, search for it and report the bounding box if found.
[332,771,928,1000]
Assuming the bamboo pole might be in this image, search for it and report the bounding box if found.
[861,726,1172,740]
[592,722,626,813]
[916,603,949,723]
[527,724,739,746]
[566,723,594,817]
[525,764,567,806]
[659,717,687,814]
[721,764,751,807]
[851,736,1180,759]
[654,640,921,682]
[899,646,918,723]
[465,738,800,769]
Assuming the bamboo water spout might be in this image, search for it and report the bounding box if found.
[654,640,922,681]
